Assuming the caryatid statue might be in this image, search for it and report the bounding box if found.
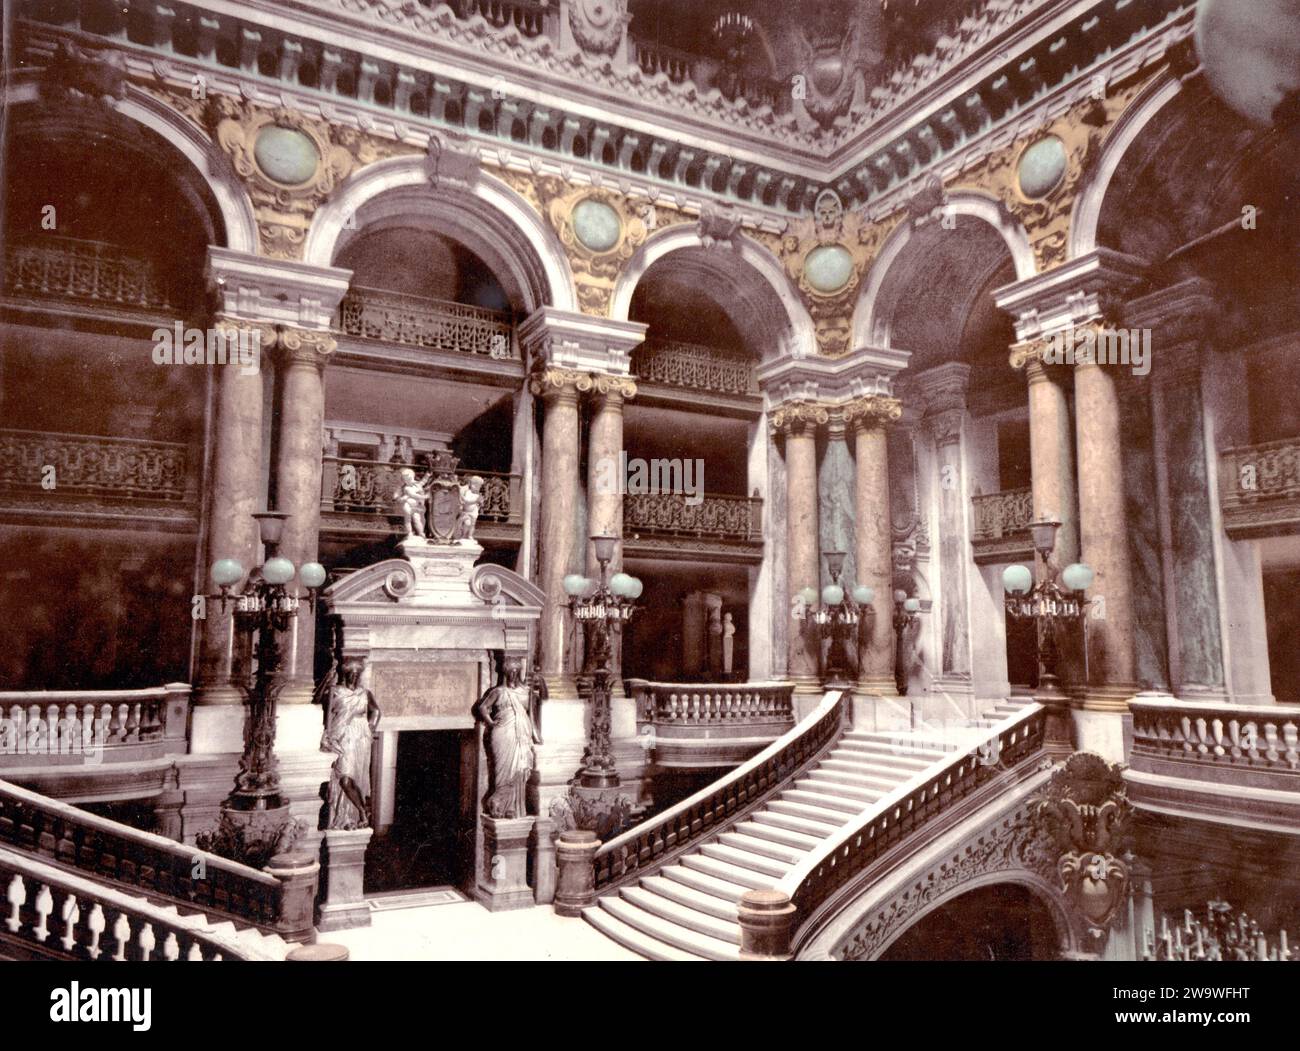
[471,656,541,819]
[321,656,382,830]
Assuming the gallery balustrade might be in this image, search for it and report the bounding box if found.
[631,338,758,396]
[627,680,796,768]
[971,487,1034,563]
[622,491,762,542]
[1218,436,1300,538]
[2,236,170,311]
[0,428,192,503]
[321,456,520,523]
[337,285,518,360]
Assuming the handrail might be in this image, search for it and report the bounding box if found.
[778,703,1047,943]
[593,690,847,890]
[1129,696,1300,775]
[0,845,257,960]
[0,778,282,929]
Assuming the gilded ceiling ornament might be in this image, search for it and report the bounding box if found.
[201,95,418,260]
[770,400,831,435]
[842,394,903,431]
[949,68,1159,273]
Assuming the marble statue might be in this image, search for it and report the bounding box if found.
[394,467,431,537]
[322,657,382,831]
[472,656,540,818]
[722,612,735,676]
[455,475,485,542]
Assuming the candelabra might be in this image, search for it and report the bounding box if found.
[807,551,874,685]
[892,589,922,695]
[1001,515,1093,700]
[562,534,643,789]
[1144,901,1293,961]
[207,511,326,811]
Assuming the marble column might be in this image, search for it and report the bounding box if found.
[585,376,636,689]
[846,395,903,698]
[196,317,276,706]
[1073,326,1139,709]
[773,401,827,698]
[272,328,336,705]
[530,368,590,701]
[1014,348,1080,572]
[919,365,974,700]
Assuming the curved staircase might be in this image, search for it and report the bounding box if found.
[584,697,1040,960]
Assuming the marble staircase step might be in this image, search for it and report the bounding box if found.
[750,808,843,838]
[584,904,707,961]
[717,830,807,864]
[766,799,853,826]
[597,896,740,961]
[699,842,792,878]
[620,885,742,944]
[732,818,822,851]
[780,788,867,815]
[659,862,751,904]
[641,873,740,923]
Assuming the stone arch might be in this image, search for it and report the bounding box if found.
[5,79,258,254]
[610,223,814,361]
[869,872,1076,961]
[853,192,1034,352]
[1069,71,1184,261]
[305,157,575,313]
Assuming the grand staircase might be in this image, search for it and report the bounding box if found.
[584,698,1035,960]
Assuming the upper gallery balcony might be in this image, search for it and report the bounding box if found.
[1218,437,1300,539]
[970,486,1033,564]
[1,237,172,321]
[319,454,521,543]
[630,338,760,413]
[622,491,763,564]
[335,286,521,383]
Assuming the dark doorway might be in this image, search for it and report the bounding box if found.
[364,730,476,893]
[878,883,1060,961]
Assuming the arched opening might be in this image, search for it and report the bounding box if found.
[878,882,1061,961]
[866,215,1035,703]
[0,103,227,690]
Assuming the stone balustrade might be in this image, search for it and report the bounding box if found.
[3,235,170,311]
[1218,436,1300,538]
[0,428,192,503]
[337,285,517,360]
[970,486,1034,562]
[1130,698,1300,779]
[623,492,762,542]
[631,338,758,396]
[321,456,519,524]
[0,845,255,960]
[627,680,797,768]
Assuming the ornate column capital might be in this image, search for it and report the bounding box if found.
[591,374,637,402]
[915,363,970,445]
[842,394,903,434]
[529,367,594,402]
[770,400,830,437]
[274,326,337,371]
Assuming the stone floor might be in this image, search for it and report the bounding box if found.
[323,895,642,961]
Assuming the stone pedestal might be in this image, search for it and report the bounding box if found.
[738,888,796,960]
[317,827,373,932]
[476,815,536,912]
[554,829,599,917]
[265,849,321,944]
[532,817,558,905]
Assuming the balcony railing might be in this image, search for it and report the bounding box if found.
[321,456,520,523]
[337,286,518,360]
[631,338,758,396]
[450,0,551,36]
[626,680,797,769]
[623,492,762,542]
[971,486,1033,562]
[0,428,191,502]
[3,236,170,311]
[630,38,701,83]
[1219,437,1300,538]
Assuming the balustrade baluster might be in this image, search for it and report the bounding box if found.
[162,931,180,961]
[60,895,80,951]
[6,873,25,932]
[33,883,54,942]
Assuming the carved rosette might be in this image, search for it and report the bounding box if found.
[275,327,338,371]
[842,394,903,433]
[770,400,831,436]
[529,367,595,402]
[200,95,418,260]
[567,0,630,56]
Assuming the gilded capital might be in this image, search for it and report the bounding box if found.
[1009,338,1051,371]
[529,367,594,400]
[771,400,830,436]
[213,317,278,351]
[842,395,903,433]
[592,374,637,401]
[275,327,337,370]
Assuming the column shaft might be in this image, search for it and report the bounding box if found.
[853,420,896,695]
[1025,360,1079,570]
[1074,359,1138,704]
[784,424,821,690]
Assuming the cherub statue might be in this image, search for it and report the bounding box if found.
[454,475,485,542]
[321,657,382,831]
[393,466,430,537]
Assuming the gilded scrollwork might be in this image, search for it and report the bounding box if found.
[275,326,338,369]
[841,394,903,431]
[770,399,831,435]
[528,366,595,399]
